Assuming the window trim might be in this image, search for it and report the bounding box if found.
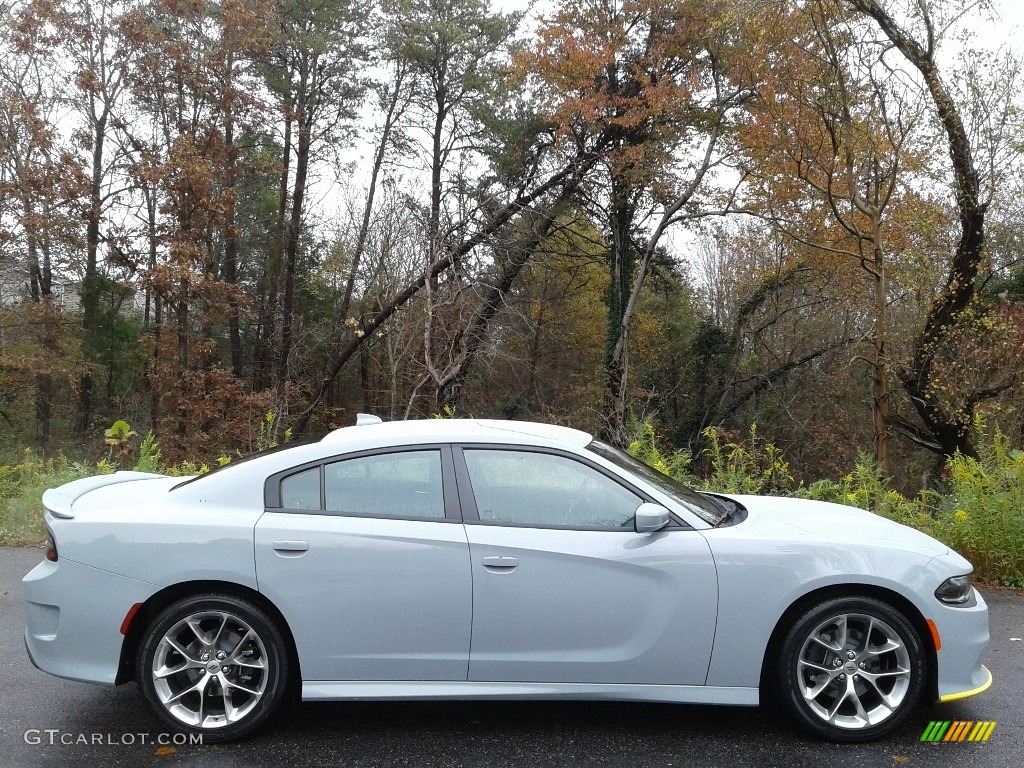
[263,444,461,522]
[453,444,689,531]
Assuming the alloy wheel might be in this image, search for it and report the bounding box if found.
[150,609,271,729]
[796,611,912,730]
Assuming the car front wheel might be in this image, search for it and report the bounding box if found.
[777,596,926,741]
[137,594,289,742]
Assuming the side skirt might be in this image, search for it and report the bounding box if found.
[302,681,759,706]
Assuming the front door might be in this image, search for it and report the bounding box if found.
[457,447,718,686]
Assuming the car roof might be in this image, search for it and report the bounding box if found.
[319,418,593,449]
[168,418,596,502]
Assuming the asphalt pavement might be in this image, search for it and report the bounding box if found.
[2,546,1021,768]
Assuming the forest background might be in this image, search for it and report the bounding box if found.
[2,0,1024,580]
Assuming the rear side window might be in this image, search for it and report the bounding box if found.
[280,467,321,511]
[324,450,444,519]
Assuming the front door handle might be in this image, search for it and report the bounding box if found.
[482,556,518,571]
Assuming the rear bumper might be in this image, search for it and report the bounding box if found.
[23,557,155,685]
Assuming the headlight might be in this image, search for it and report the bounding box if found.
[935,574,972,604]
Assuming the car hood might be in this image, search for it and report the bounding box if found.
[719,494,949,558]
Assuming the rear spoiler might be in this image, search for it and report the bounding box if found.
[42,471,166,520]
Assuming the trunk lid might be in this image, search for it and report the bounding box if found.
[42,472,169,519]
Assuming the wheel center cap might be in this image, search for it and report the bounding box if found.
[844,661,858,674]
[207,661,221,673]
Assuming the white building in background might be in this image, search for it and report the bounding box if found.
[0,259,25,307]
[0,259,82,312]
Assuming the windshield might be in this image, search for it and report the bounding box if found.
[586,440,726,526]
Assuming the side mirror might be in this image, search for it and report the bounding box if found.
[634,502,671,533]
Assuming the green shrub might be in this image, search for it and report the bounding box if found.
[627,417,1024,584]
[626,419,696,484]
[134,431,163,473]
[0,430,208,547]
[0,452,97,547]
[255,411,290,451]
[701,424,796,495]
[928,427,1024,584]
[793,452,923,526]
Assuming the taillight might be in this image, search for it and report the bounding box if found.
[44,527,58,562]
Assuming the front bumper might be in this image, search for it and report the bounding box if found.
[939,663,992,703]
[23,556,155,685]
[930,588,991,703]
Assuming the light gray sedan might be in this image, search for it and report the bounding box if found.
[23,417,990,742]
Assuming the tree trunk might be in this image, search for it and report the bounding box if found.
[600,171,636,446]
[222,88,242,377]
[77,105,108,433]
[847,0,986,458]
[141,186,161,433]
[276,81,312,432]
[360,343,372,412]
[150,292,162,434]
[24,193,54,450]
[871,229,891,477]
[255,96,293,391]
[600,111,727,447]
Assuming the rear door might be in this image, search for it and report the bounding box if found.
[255,445,472,682]
[456,446,718,685]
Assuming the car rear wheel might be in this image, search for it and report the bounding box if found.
[137,594,289,742]
[777,596,925,741]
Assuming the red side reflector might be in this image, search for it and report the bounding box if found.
[926,619,942,652]
[120,603,143,636]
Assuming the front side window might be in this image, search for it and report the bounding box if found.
[462,449,642,529]
[324,450,445,519]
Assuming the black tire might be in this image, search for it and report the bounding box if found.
[776,596,925,742]
[137,593,289,743]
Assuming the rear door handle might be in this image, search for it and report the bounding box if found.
[482,556,518,570]
[272,540,310,556]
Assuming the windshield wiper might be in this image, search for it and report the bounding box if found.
[698,492,733,527]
